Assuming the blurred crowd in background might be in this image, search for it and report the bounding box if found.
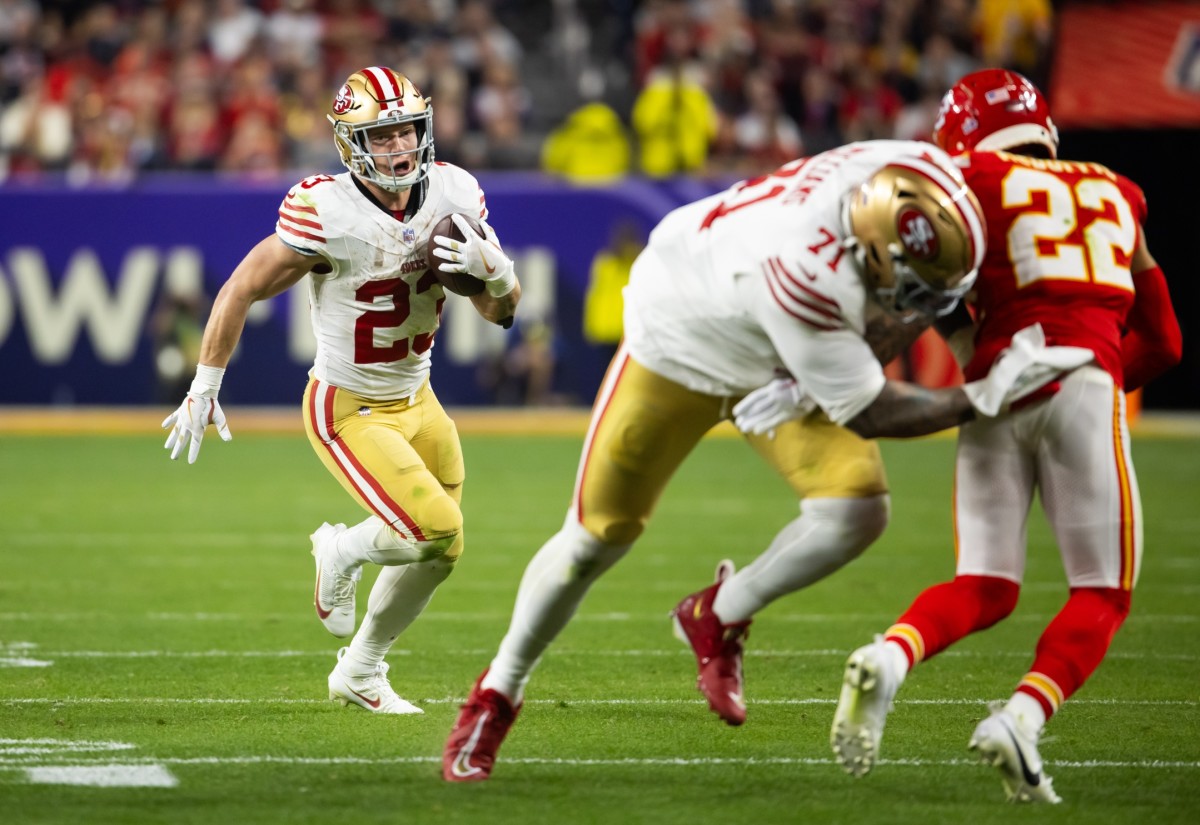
[0,0,1054,185]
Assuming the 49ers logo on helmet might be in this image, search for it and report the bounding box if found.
[332,83,354,115]
[896,208,939,261]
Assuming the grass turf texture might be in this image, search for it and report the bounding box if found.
[1,430,1197,824]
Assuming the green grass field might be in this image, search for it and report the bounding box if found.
[2,425,1198,824]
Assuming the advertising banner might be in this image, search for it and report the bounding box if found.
[1052,1,1200,128]
[0,174,729,407]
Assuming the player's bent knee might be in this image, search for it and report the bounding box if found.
[580,512,645,546]
[560,514,632,574]
[1076,586,1131,623]
[436,534,465,568]
[412,495,464,562]
[805,494,890,559]
[954,575,1020,627]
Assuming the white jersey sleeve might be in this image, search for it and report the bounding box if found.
[271,166,489,400]
[622,140,961,421]
[747,249,885,424]
[626,142,928,410]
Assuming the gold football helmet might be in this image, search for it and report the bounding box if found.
[327,66,434,191]
[842,158,986,322]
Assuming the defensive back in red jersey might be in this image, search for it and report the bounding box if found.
[957,150,1147,386]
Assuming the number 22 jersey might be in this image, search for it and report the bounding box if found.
[957,150,1146,386]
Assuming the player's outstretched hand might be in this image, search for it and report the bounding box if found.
[432,215,517,297]
[964,323,1093,417]
[733,376,817,437]
[162,394,233,464]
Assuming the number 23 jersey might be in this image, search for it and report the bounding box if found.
[958,150,1146,385]
[275,163,487,400]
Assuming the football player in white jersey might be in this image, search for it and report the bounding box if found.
[161,66,521,714]
[442,139,1090,781]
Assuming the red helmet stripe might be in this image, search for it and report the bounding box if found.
[361,66,403,110]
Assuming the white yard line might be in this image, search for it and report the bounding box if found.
[0,754,1195,770]
[23,765,178,787]
[1,611,1196,624]
[7,648,1197,661]
[2,697,1195,707]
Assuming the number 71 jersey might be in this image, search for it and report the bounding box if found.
[958,150,1147,385]
[624,139,966,424]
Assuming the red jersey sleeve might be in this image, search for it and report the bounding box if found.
[1122,265,1183,391]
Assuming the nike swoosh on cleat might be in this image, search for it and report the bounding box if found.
[349,687,381,709]
[450,712,491,778]
[1003,724,1041,787]
[314,570,332,619]
[727,691,745,710]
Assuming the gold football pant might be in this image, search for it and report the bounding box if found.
[303,377,465,562]
[573,348,888,544]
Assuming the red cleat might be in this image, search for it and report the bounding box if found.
[671,560,751,726]
[442,671,521,782]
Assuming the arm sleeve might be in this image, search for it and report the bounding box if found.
[1122,265,1183,391]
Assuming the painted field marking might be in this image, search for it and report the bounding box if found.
[0,739,179,788]
[2,611,1196,624]
[9,647,1198,662]
[0,754,1196,771]
[25,765,178,788]
[0,738,136,755]
[2,697,1194,707]
[0,656,53,668]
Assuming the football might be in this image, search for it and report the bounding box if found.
[425,213,487,296]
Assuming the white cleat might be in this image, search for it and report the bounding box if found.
[969,705,1061,804]
[830,636,900,777]
[311,522,359,638]
[327,648,424,715]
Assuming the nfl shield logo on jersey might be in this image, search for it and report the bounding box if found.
[403,227,416,245]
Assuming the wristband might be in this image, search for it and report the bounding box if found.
[189,364,226,398]
[485,263,517,298]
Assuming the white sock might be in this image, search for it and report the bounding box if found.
[883,639,911,682]
[1005,691,1047,735]
[713,495,890,623]
[482,517,630,704]
[340,558,454,678]
[334,516,424,571]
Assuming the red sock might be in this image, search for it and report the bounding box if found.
[1014,587,1131,719]
[884,575,1019,667]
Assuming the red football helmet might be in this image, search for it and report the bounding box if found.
[932,69,1059,158]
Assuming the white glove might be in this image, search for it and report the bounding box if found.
[732,376,818,436]
[161,365,233,464]
[963,323,1094,417]
[431,215,517,298]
